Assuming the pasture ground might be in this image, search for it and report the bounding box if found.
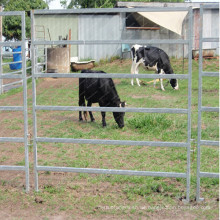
[0,58,219,219]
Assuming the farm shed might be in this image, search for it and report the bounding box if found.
[33,1,219,61]
[117,1,219,58]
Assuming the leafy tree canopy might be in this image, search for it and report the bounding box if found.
[0,0,9,7]
[3,0,48,40]
[64,0,184,9]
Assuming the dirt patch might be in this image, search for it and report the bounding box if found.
[151,94,173,100]
[132,94,173,100]
[132,95,149,99]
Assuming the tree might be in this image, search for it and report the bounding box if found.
[3,0,48,40]
[65,0,184,9]
[65,0,117,8]
[0,0,9,7]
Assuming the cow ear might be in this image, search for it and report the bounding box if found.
[120,101,126,107]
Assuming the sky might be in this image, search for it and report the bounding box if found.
[48,0,70,9]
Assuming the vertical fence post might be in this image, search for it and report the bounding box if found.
[0,6,2,94]
[31,10,39,192]
[21,11,30,193]
[185,6,193,203]
[196,4,204,203]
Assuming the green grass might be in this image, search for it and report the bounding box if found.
[0,58,219,219]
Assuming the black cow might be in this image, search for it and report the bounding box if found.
[131,44,179,91]
[79,69,126,128]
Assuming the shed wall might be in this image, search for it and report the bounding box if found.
[35,14,78,57]
[203,9,219,54]
[78,14,122,61]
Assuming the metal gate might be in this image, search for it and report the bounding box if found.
[0,11,29,192]
[196,4,219,202]
[31,7,193,202]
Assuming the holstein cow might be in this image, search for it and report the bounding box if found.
[79,69,126,128]
[131,44,179,91]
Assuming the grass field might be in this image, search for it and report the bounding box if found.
[0,58,219,219]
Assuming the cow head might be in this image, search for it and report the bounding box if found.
[170,79,179,90]
[113,101,126,128]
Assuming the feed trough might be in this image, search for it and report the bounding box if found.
[192,48,216,60]
[71,60,95,71]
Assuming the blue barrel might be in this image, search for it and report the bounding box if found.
[9,46,22,70]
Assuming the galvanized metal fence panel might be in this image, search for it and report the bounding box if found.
[31,7,193,202]
[0,11,29,192]
[196,4,219,202]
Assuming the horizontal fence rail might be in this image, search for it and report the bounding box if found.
[199,172,219,178]
[37,166,187,178]
[201,107,219,112]
[202,72,219,77]
[35,106,188,114]
[0,106,24,111]
[36,137,188,148]
[33,39,189,46]
[0,41,22,47]
[0,137,25,143]
[34,73,189,79]
[0,74,23,79]
[31,6,193,202]
[200,140,219,147]
[0,165,26,171]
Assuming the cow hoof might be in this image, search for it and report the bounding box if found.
[91,119,95,122]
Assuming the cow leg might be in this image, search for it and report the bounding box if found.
[79,101,86,121]
[159,70,165,91]
[101,112,106,127]
[79,78,86,121]
[83,111,88,121]
[154,70,157,88]
[87,101,95,122]
[130,61,135,86]
[79,111,83,121]
[160,78,165,91]
[134,63,141,86]
[131,62,141,86]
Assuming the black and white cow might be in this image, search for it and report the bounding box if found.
[131,44,179,91]
[79,69,126,128]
